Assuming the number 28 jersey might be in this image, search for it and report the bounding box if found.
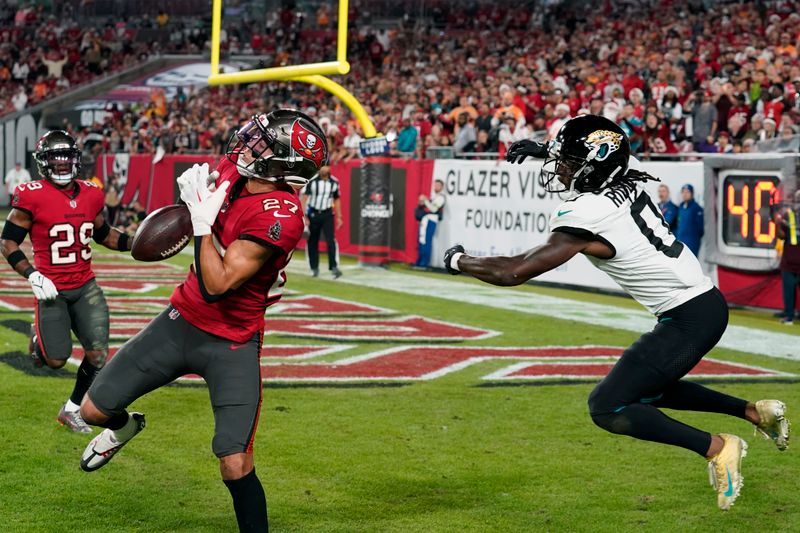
[550,182,713,315]
[170,158,305,343]
[11,179,105,291]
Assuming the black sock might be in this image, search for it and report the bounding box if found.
[69,359,102,406]
[101,411,130,430]
[224,468,268,532]
[652,380,749,419]
[592,403,712,456]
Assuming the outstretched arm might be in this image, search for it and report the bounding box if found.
[444,232,599,287]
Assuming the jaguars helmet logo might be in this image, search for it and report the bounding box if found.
[584,130,623,161]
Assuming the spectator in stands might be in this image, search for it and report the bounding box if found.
[453,112,477,155]
[727,116,747,143]
[688,91,718,151]
[11,86,27,111]
[20,0,800,159]
[763,117,778,140]
[396,118,418,157]
[676,184,704,257]
[618,104,643,152]
[659,88,683,136]
[547,103,571,141]
[494,90,525,125]
[414,178,446,269]
[475,104,493,133]
[469,129,493,156]
[5,161,31,200]
[642,112,677,156]
[657,184,678,231]
[498,114,530,157]
[449,96,478,123]
[341,124,361,161]
[715,131,733,153]
[775,190,800,325]
[104,174,122,226]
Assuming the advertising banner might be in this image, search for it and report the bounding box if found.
[357,158,393,265]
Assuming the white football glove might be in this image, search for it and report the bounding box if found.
[28,270,58,301]
[177,163,230,236]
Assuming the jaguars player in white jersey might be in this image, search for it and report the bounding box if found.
[443,115,790,510]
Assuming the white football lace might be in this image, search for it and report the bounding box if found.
[160,235,190,257]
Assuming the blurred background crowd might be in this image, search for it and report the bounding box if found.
[2,0,800,164]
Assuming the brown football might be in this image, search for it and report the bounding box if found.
[131,204,192,262]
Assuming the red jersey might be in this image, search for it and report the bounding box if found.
[11,179,104,290]
[170,159,304,343]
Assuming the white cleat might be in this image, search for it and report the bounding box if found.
[80,413,145,472]
[754,400,790,451]
[707,433,748,511]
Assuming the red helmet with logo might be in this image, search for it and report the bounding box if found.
[226,109,328,188]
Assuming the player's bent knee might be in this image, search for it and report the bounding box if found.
[79,395,110,425]
[590,411,633,435]
[45,357,67,369]
[219,453,254,481]
[587,383,613,414]
[85,349,107,368]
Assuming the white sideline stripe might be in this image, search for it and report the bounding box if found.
[286,264,800,361]
[481,358,795,381]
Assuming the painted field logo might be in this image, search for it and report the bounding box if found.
[68,345,794,385]
[3,258,792,387]
[257,346,793,383]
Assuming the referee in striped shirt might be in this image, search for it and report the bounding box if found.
[301,165,343,278]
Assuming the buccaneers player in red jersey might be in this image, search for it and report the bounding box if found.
[78,109,327,532]
[0,130,132,433]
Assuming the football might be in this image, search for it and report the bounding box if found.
[131,204,193,261]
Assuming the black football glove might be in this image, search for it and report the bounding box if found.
[443,244,465,275]
[505,139,549,164]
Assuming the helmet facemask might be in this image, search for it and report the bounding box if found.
[41,148,81,184]
[539,141,587,195]
[226,112,326,190]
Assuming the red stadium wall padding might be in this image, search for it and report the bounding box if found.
[95,155,435,263]
[716,266,786,310]
[95,153,219,211]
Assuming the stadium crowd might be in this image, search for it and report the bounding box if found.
[5,0,800,161]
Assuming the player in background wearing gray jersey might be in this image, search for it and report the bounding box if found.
[443,115,790,510]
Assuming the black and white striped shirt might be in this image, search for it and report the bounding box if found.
[302,175,340,212]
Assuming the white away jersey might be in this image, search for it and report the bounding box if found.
[549,181,713,315]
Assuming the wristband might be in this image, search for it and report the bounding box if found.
[449,252,464,272]
[118,232,130,252]
[93,221,111,243]
[7,249,28,269]
[23,266,36,279]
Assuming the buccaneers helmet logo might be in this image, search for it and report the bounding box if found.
[584,130,623,161]
[290,120,325,168]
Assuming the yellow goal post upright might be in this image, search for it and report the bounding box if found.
[208,0,393,267]
[208,0,377,139]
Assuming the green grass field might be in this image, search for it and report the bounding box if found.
[1,251,799,532]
